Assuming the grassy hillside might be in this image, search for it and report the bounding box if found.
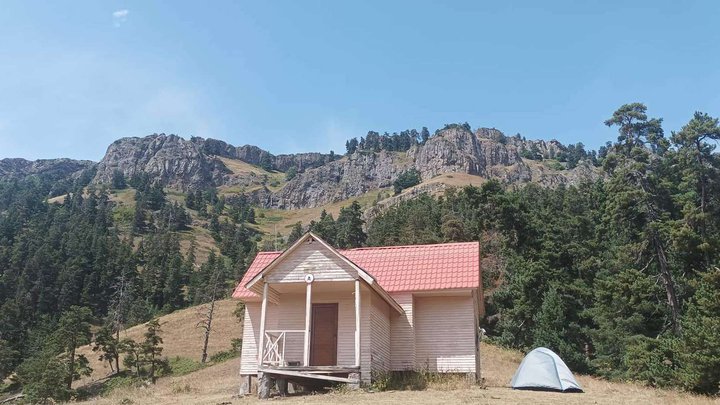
[74,301,719,405]
[253,172,490,238]
[74,299,241,386]
[216,156,287,194]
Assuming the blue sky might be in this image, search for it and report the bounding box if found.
[1,1,719,161]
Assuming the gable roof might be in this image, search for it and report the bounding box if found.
[233,237,480,300]
[241,232,405,314]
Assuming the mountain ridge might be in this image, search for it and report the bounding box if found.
[0,126,602,209]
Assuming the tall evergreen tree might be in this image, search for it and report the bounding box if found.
[336,201,366,248]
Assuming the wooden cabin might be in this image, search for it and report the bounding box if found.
[233,232,484,396]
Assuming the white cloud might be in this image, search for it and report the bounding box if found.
[112,9,129,27]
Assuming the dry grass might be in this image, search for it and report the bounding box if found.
[178,225,219,265]
[75,300,720,404]
[254,188,389,237]
[419,172,487,190]
[75,299,241,386]
[80,351,720,405]
[216,156,287,193]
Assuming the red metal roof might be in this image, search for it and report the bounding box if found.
[232,241,480,299]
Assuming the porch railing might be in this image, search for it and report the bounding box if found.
[262,329,305,366]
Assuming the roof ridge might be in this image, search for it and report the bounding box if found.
[256,241,478,255]
[341,241,478,251]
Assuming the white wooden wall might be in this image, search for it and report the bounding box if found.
[265,242,357,283]
[389,293,415,370]
[370,293,392,374]
[414,295,476,372]
[240,302,260,375]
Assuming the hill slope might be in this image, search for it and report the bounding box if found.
[74,302,717,405]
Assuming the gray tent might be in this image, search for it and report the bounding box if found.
[510,347,583,392]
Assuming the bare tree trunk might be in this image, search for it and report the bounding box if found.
[67,345,76,389]
[637,172,682,335]
[200,298,216,364]
[111,269,131,374]
[653,233,681,334]
[115,329,121,373]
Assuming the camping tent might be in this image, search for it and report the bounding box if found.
[510,347,583,392]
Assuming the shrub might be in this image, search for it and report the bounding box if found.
[543,160,565,171]
[393,168,422,195]
[167,356,203,376]
[99,373,144,397]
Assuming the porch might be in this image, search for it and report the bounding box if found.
[253,280,363,396]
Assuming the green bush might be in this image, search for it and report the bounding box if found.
[393,168,422,195]
[167,356,203,376]
[113,205,135,225]
[99,373,144,397]
[543,159,565,171]
[623,336,680,387]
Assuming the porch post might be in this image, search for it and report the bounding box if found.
[258,282,269,367]
[355,279,361,367]
[303,282,312,366]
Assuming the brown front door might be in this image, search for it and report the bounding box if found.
[310,303,338,366]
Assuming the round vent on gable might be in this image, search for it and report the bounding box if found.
[304,274,314,283]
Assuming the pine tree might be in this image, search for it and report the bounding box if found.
[336,201,366,248]
[286,222,304,247]
[93,325,121,374]
[111,169,127,190]
[0,339,19,381]
[679,268,720,393]
[604,103,680,334]
[141,319,167,383]
[309,210,337,244]
[420,127,430,144]
[55,306,94,389]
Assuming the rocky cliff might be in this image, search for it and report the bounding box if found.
[16,126,601,209]
[194,137,334,172]
[0,157,94,181]
[268,127,601,209]
[93,134,226,190]
[93,134,337,191]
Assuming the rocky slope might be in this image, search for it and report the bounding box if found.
[93,134,225,190]
[198,137,334,172]
[92,134,337,191]
[269,127,601,209]
[2,127,601,209]
[0,157,94,181]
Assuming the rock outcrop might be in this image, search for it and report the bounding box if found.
[266,127,600,209]
[194,137,334,172]
[0,158,94,181]
[268,150,413,209]
[94,134,223,190]
[86,127,600,208]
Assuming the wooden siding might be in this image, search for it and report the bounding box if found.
[370,293,391,374]
[389,292,415,370]
[360,288,372,382]
[472,289,482,378]
[240,302,260,375]
[266,242,357,283]
[414,296,476,373]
